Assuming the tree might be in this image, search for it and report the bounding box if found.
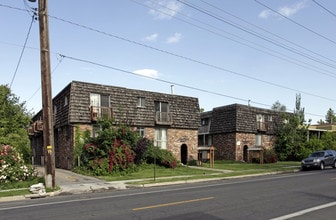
[0,85,31,163]
[325,108,336,124]
[271,100,286,112]
[274,94,310,161]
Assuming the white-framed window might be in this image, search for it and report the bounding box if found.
[90,93,110,117]
[138,127,145,137]
[155,128,167,149]
[256,134,262,146]
[256,114,264,122]
[137,97,145,107]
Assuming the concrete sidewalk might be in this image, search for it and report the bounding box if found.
[36,166,129,194]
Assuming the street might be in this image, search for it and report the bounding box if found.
[1,169,336,219]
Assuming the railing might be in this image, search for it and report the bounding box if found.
[257,121,267,131]
[155,111,173,125]
[90,106,113,121]
[198,125,210,134]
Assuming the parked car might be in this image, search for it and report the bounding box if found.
[301,150,336,170]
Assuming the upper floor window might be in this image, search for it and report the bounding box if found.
[155,101,169,113]
[137,97,146,107]
[201,118,209,126]
[256,114,264,122]
[64,96,68,106]
[90,93,109,108]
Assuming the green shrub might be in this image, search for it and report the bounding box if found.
[145,145,178,169]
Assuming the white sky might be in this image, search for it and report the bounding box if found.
[1,0,336,123]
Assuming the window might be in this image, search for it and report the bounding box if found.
[201,118,209,126]
[155,101,168,113]
[90,93,110,118]
[92,124,101,138]
[137,97,145,107]
[155,128,167,149]
[256,114,264,122]
[256,134,262,146]
[154,101,170,123]
[138,127,145,137]
[90,93,110,108]
[64,96,68,106]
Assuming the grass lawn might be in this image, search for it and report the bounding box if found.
[100,161,301,183]
[201,160,300,171]
[1,161,301,197]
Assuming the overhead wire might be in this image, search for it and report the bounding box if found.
[9,10,36,89]
[311,0,336,19]
[0,3,328,118]
[139,0,336,78]
[254,0,336,46]
[50,13,336,103]
[140,0,336,78]
[59,53,325,118]
[26,54,65,103]
[176,0,336,72]
[199,0,336,69]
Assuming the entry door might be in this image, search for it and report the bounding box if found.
[181,144,188,165]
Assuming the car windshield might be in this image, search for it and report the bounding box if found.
[310,152,324,157]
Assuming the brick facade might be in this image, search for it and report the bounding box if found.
[199,104,285,162]
[30,81,200,169]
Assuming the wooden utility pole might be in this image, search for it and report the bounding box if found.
[37,0,55,189]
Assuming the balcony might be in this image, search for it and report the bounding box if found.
[198,125,210,134]
[90,106,113,121]
[155,111,173,125]
[257,121,267,131]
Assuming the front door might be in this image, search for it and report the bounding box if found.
[181,144,188,165]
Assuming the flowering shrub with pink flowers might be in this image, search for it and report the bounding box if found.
[0,145,37,183]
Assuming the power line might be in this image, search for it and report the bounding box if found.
[199,0,336,69]
[45,13,336,103]
[136,0,336,78]
[59,53,333,117]
[140,0,336,78]
[60,53,325,119]
[26,54,64,104]
[254,0,336,46]
[176,0,336,72]
[9,12,36,89]
[312,0,336,19]
[0,3,329,119]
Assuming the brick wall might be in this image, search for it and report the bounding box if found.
[145,127,198,163]
[213,132,277,161]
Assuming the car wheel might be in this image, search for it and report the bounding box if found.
[333,161,336,168]
[320,162,325,170]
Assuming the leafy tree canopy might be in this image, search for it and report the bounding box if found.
[271,100,286,112]
[0,85,32,162]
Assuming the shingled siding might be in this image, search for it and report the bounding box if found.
[69,81,200,129]
[210,104,281,134]
[202,103,284,162]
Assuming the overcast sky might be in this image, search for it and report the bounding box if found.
[1,0,336,123]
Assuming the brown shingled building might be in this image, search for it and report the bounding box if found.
[29,81,200,169]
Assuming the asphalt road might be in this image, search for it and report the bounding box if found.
[1,169,336,219]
